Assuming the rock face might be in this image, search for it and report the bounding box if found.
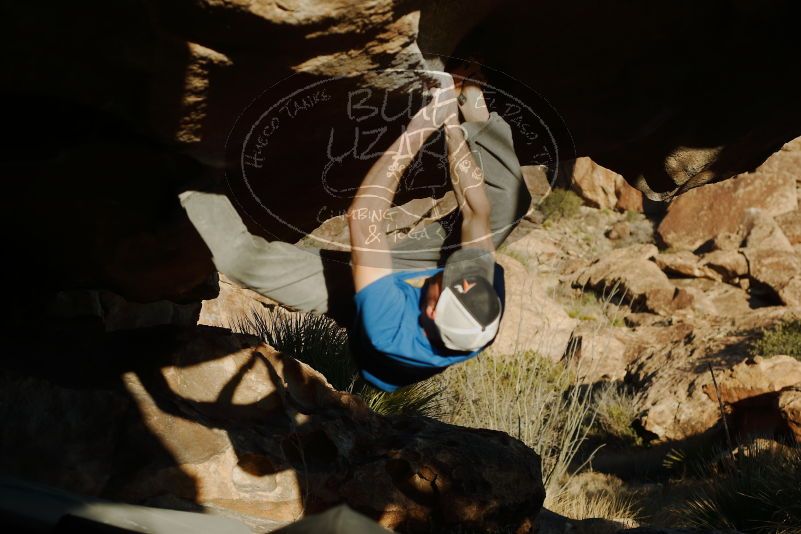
[574,244,689,315]
[657,138,800,251]
[776,211,801,245]
[566,325,630,383]
[627,313,801,442]
[0,326,545,533]
[565,157,643,212]
[744,248,801,306]
[491,253,578,360]
[4,2,801,306]
[199,274,279,329]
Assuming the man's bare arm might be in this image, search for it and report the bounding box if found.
[348,90,449,291]
[445,113,494,254]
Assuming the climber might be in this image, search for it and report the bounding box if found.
[180,69,531,391]
[348,71,511,391]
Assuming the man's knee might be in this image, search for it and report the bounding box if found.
[208,232,255,285]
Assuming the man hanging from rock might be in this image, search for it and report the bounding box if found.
[180,70,531,391]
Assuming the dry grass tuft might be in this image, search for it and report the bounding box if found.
[438,348,596,500]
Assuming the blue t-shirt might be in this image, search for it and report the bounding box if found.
[354,265,505,392]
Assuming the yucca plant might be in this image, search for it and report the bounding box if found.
[235,308,445,418]
[676,440,801,532]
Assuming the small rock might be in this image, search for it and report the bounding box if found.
[624,313,672,327]
[199,274,277,329]
[700,250,748,282]
[712,231,744,251]
[566,157,619,209]
[615,176,644,213]
[654,250,705,278]
[606,221,631,240]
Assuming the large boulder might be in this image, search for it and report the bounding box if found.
[0,326,545,533]
[4,2,801,307]
[701,250,749,283]
[654,250,709,278]
[574,244,690,315]
[566,325,631,383]
[741,209,795,253]
[657,138,799,251]
[564,157,643,212]
[491,253,578,360]
[566,157,618,210]
[628,311,801,442]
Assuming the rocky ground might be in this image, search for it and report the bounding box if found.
[5,137,797,533]
[4,1,801,532]
[475,138,801,531]
[502,138,801,447]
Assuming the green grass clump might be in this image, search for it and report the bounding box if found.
[749,319,801,361]
[593,383,643,447]
[566,291,602,322]
[625,210,641,223]
[539,188,584,221]
[236,309,445,418]
[676,441,801,533]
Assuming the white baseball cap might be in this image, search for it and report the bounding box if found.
[433,248,502,351]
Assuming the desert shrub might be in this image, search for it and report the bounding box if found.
[749,318,801,361]
[236,308,445,418]
[593,383,643,447]
[675,441,801,532]
[547,471,640,529]
[548,491,639,531]
[539,188,584,221]
[439,349,596,501]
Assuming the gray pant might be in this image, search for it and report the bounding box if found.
[180,112,530,317]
